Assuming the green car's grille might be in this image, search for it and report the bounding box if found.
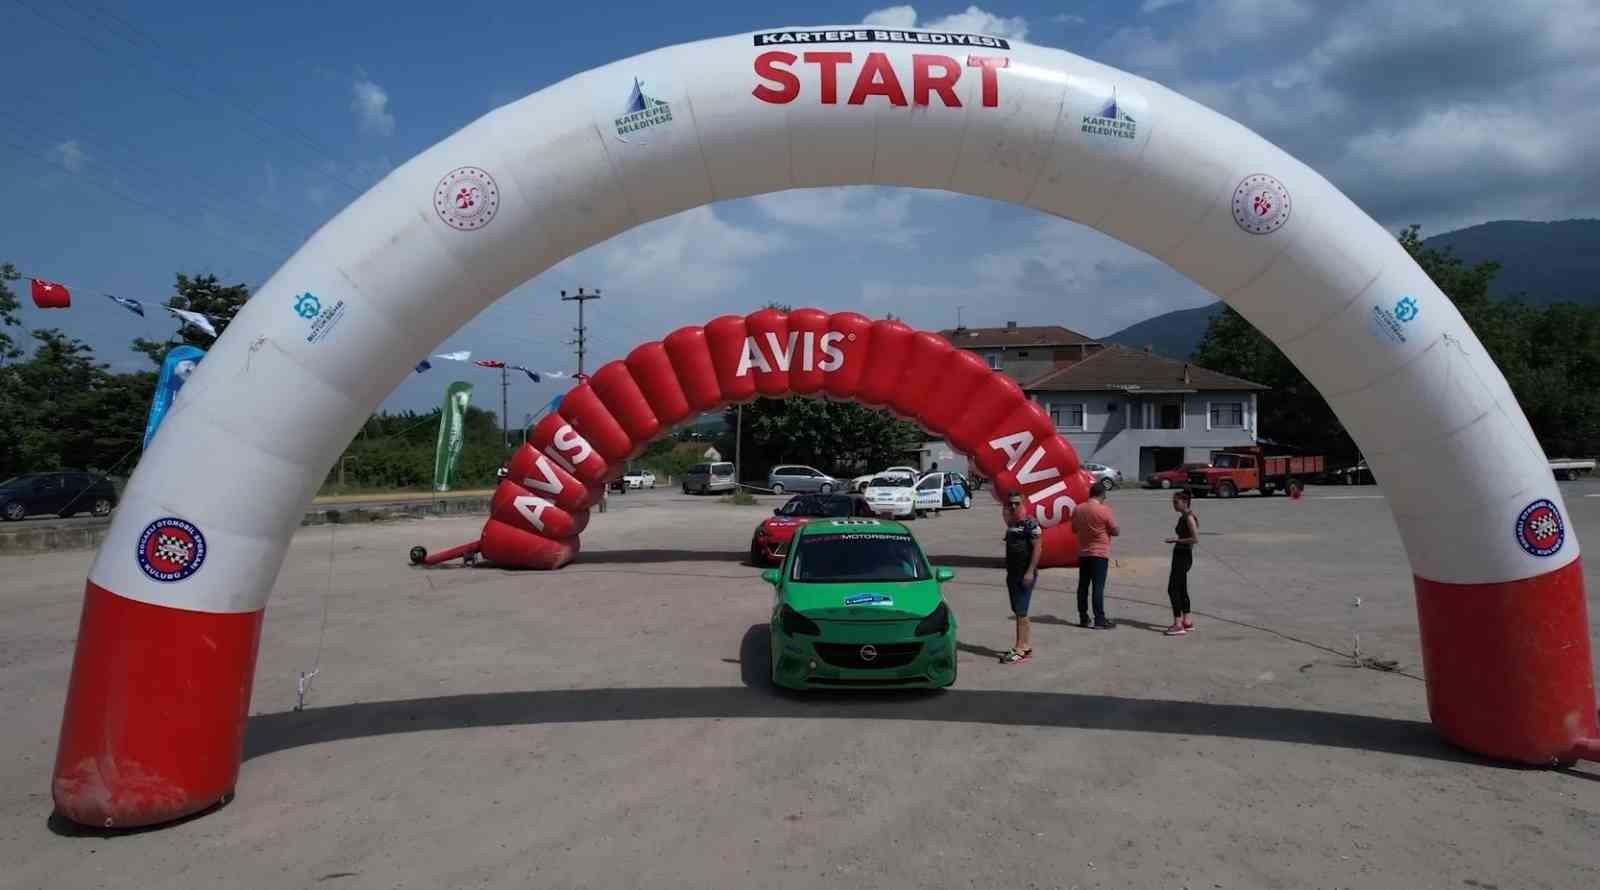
[808,675,929,687]
[814,641,922,669]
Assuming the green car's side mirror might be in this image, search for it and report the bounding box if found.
[760,569,781,586]
[935,566,956,582]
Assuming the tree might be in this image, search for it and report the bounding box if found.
[0,327,153,479]
[721,397,926,483]
[0,264,21,364]
[323,405,507,492]
[132,273,250,366]
[1191,306,1356,460]
[1193,226,1600,461]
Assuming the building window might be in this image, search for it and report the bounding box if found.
[1209,401,1244,429]
[1158,401,1183,430]
[985,352,1001,369]
[1016,351,1030,358]
[1050,403,1086,431]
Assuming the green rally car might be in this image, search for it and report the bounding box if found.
[761,517,958,690]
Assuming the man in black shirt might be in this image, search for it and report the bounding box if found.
[1001,492,1041,664]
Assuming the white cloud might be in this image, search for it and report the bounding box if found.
[1099,26,1183,74]
[862,5,1029,40]
[860,215,1216,336]
[578,205,790,302]
[863,4,918,28]
[351,76,395,136]
[751,187,925,247]
[1139,0,1187,11]
[1095,0,1600,233]
[54,140,87,173]
[1052,13,1086,25]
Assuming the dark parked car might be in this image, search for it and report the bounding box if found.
[0,472,118,521]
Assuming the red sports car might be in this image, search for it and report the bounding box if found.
[749,492,874,565]
[1145,462,1209,489]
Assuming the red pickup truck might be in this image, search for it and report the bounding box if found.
[1186,447,1325,498]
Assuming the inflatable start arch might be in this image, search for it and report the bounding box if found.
[52,25,1595,827]
[468,307,1092,570]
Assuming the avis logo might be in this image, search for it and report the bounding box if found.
[736,331,849,376]
[754,51,1009,107]
[988,430,1076,528]
[294,292,321,319]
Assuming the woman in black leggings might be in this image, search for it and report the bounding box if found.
[1164,489,1198,636]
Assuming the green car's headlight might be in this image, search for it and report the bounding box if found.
[780,604,821,636]
[915,601,951,636]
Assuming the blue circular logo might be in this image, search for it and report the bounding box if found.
[294,292,321,319]
[1514,499,1564,558]
[137,517,207,582]
[1394,297,1419,323]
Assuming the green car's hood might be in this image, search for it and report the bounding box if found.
[781,577,943,621]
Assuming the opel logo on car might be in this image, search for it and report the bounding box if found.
[859,644,878,662]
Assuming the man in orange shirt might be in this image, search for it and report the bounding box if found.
[1070,481,1119,629]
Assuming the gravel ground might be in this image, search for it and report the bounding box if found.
[4,482,1598,890]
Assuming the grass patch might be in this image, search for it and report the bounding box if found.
[722,488,758,506]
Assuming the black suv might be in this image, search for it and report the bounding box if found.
[0,472,119,521]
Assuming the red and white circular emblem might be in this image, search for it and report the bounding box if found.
[433,167,500,231]
[1232,174,1292,235]
[136,517,207,582]
[1514,499,1564,558]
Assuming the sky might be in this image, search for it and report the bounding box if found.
[4,0,1597,422]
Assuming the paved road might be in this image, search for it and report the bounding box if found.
[4,479,1597,889]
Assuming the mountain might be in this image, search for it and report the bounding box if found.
[1104,303,1223,359]
[1104,219,1600,359]
[1423,219,1600,305]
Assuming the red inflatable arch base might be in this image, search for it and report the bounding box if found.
[471,308,1095,569]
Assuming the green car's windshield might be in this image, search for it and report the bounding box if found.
[791,532,930,583]
[778,494,856,517]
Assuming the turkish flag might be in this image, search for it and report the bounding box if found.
[30,279,71,309]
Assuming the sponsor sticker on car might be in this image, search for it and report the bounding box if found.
[843,592,894,607]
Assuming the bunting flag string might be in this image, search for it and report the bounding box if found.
[18,271,574,382]
[106,294,146,317]
[30,278,71,309]
[21,272,228,332]
[165,305,217,336]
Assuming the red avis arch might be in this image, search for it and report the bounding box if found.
[477,307,1093,568]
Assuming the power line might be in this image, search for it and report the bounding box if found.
[8,0,370,196]
[0,112,314,255]
[0,134,288,263]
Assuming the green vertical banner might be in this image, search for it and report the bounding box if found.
[433,381,473,492]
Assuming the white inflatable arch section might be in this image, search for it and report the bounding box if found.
[52,26,1595,828]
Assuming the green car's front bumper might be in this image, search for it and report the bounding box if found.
[770,617,958,690]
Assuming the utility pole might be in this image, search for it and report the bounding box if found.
[561,287,602,382]
[956,305,965,329]
[500,365,511,449]
[735,404,743,489]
